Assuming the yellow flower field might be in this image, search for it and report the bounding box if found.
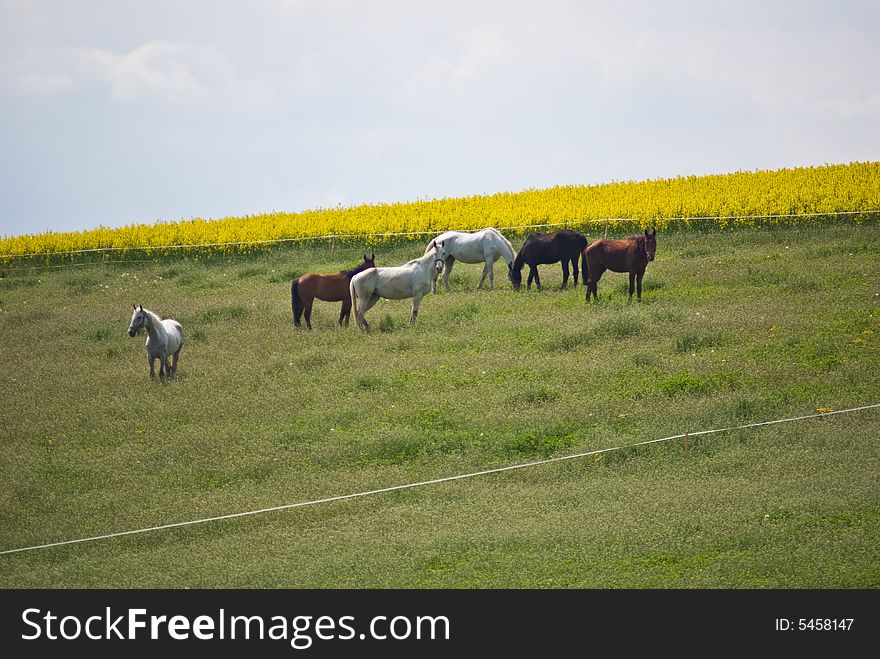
[1,162,878,260]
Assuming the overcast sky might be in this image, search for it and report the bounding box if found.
[1,0,878,237]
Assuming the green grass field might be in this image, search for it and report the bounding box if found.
[0,223,878,587]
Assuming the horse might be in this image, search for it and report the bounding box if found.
[424,228,517,292]
[291,254,375,329]
[510,229,588,291]
[127,304,184,381]
[583,229,657,302]
[350,241,447,330]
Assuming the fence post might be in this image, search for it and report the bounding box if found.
[101,248,109,272]
[604,220,609,239]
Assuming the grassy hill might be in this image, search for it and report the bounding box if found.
[0,222,878,587]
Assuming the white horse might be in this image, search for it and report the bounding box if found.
[425,227,517,292]
[127,304,184,381]
[350,241,447,330]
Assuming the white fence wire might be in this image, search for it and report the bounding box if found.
[2,210,877,267]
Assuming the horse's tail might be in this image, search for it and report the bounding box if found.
[349,276,360,327]
[291,278,302,326]
[580,245,589,286]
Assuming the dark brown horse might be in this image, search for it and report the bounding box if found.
[583,229,656,302]
[510,229,588,291]
[292,254,375,329]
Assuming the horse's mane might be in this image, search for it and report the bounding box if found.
[341,260,374,279]
[486,228,516,264]
[142,308,162,323]
[409,246,440,266]
[138,307,164,330]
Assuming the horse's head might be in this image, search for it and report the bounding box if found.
[509,262,522,291]
[128,304,147,337]
[362,253,376,269]
[432,240,446,276]
[644,229,657,262]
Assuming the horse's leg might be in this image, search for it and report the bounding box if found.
[477,256,498,291]
[533,267,542,291]
[587,264,605,302]
[527,266,534,290]
[149,356,155,381]
[628,272,636,300]
[410,292,423,325]
[171,347,181,376]
[304,299,313,330]
[359,293,380,330]
[443,256,455,292]
[339,295,351,326]
[477,261,489,289]
[637,270,644,300]
[572,257,580,286]
[561,260,570,289]
[158,351,167,381]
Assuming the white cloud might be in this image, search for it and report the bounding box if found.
[562,12,880,119]
[102,41,209,102]
[12,41,275,111]
[17,71,75,95]
[393,27,515,116]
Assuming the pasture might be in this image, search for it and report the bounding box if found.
[0,223,878,587]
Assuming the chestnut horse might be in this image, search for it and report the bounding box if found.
[583,229,656,302]
[510,229,588,291]
[292,254,375,329]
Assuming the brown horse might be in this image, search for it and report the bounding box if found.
[292,254,375,329]
[583,229,656,302]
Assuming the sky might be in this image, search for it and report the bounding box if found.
[1,0,878,238]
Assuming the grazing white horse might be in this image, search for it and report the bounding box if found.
[425,227,517,292]
[127,304,184,380]
[350,241,447,330]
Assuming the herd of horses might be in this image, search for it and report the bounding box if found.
[292,227,657,330]
[129,227,657,378]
